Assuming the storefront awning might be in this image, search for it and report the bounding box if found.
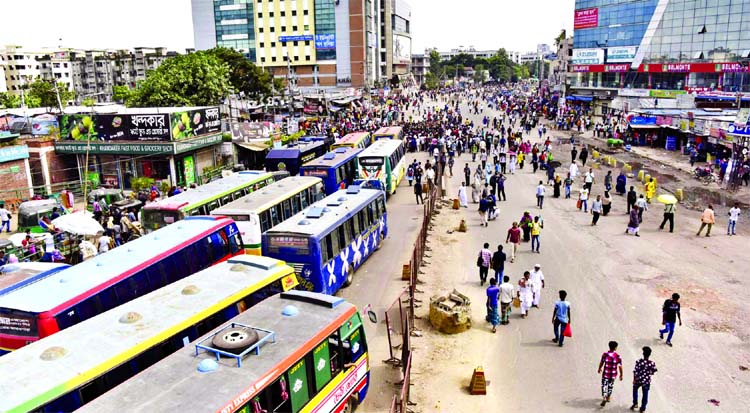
[235,141,269,152]
[566,95,593,102]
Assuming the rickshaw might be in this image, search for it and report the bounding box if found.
[86,188,142,215]
[17,199,63,233]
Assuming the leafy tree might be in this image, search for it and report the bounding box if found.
[112,85,131,103]
[207,47,274,98]
[428,50,442,76]
[127,51,231,107]
[487,48,517,82]
[0,92,21,108]
[272,78,286,95]
[26,80,75,110]
[473,64,486,84]
[423,72,440,90]
[81,97,96,107]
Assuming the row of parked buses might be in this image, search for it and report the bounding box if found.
[0,126,407,413]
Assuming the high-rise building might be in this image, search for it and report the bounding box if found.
[0,46,44,95]
[571,0,750,93]
[191,0,409,89]
[410,53,429,85]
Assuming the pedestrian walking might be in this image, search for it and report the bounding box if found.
[531,216,543,253]
[464,163,471,188]
[530,264,545,308]
[497,173,507,201]
[578,187,589,212]
[583,168,595,192]
[458,182,469,208]
[552,290,571,347]
[645,178,656,203]
[486,278,500,333]
[499,276,515,325]
[728,202,741,235]
[569,160,579,180]
[414,180,424,204]
[477,243,492,285]
[520,211,533,242]
[598,341,624,407]
[627,186,637,214]
[406,164,414,186]
[591,195,603,225]
[553,175,562,198]
[571,146,578,164]
[616,171,627,195]
[604,170,613,192]
[626,205,641,236]
[658,202,676,233]
[518,271,534,318]
[658,293,682,347]
[602,191,612,216]
[505,222,522,263]
[579,146,589,167]
[536,180,545,209]
[631,346,658,412]
[0,204,11,233]
[491,245,506,280]
[564,173,573,198]
[696,204,715,237]
[478,195,490,227]
[635,195,648,223]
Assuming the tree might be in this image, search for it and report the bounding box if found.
[112,85,131,103]
[487,49,516,82]
[81,97,97,107]
[206,47,274,98]
[424,72,440,90]
[0,92,21,108]
[428,50,443,76]
[26,79,75,110]
[473,64,486,84]
[127,51,231,107]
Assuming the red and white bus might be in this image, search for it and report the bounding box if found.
[0,216,243,353]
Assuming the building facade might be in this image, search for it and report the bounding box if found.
[571,0,750,92]
[191,0,408,89]
[0,46,44,95]
[411,53,429,85]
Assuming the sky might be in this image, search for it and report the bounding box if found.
[0,0,574,54]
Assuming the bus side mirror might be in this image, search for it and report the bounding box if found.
[367,310,377,324]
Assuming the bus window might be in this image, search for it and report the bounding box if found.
[76,297,99,322]
[300,193,309,209]
[346,220,355,242]
[198,205,209,215]
[146,264,167,289]
[287,359,311,412]
[44,391,82,413]
[55,308,81,330]
[114,279,137,303]
[312,341,333,391]
[327,331,343,376]
[366,203,374,225]
[282,199,292,220]
[321,234,333,263]
[378,197,386,215]
[335,167,344,184]
[79,378,108,405]
[270,207,279,227]
[260,210,272,233]
[98,287,118,312]
[353,213,362,234]
[358,211,367,231]
[292,194,302,214]
[189,208,202,216]
[228,232,241,254]
[333,228,343,256]
[343,327,364,363]
[233,191,243,200]
[265,376,291,413]
[221,196,232,205]
[207,201,220,212]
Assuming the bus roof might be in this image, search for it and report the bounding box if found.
[211,176,322,216]
[266,140,326,160]
[373,126,403,136]
[78,292,356,413]
[0,255,295,413]
[357,139,403,157]
[0,217,232,314]
[143,171,273,212]
[335,131,370,144]
[265,187,382,236]
[301,147,362,169]
[0,262,69,297]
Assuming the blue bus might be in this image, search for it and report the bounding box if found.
[262,186,387,295]
[0,262,69,301]
[264,140,329,176]
[300,147,362,195]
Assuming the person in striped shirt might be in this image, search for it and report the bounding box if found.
[598,341,623,407]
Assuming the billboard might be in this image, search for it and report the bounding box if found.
[572,48,604,65]
[315,34,336,50]
[574,8,598,29]
[31,114,58,136]
[607,46,638,63]
[169,107,222,140]
[393,34,411,65]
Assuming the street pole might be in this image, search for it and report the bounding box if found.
[52,80,63,113]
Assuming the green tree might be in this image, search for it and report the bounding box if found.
[428,50,443,76]
[487,48,517,82]
[423,72,440,90]
[81,97,97,107]
[112,85,131,103]
[0,92,21,108]
[127,51,231,107]
[272,78,286,95]
[26,79,75,110]
[207,47,273,98]
[473,64,486,84]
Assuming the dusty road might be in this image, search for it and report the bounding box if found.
[343,94,750,412]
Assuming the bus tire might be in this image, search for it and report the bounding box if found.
[211,327,259,354]
[343,265,355,287]
[343,397,358,413]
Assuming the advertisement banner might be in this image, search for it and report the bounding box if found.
[572,48,604,65]
[169,107,221,140]
[232,121,274,142]
[574,8,598,29]
[0,145,29,163]
[604,64,630,72]
[98,114,170,141]
[31,114,58,136]
[315,34,336,50]
[59,114,97,141]
[393,34,412,65]
[279,35,314,42]
[183,155,196,185]
[607,46,637,63]
[649,90,686,99]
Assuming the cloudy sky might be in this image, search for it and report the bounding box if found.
[0,0,574,54]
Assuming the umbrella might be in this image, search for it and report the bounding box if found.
[52,211,104,236]
[549,160,562,168]
[657,194,678,205]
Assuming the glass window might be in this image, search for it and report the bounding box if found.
[76,298,99,321]
[265,376,291,412]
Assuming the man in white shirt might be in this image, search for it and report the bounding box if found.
[530,264,545,308]
[536,180,546,209]
[499,275,516,325]
[97,232,112,253]
[728,203,741,236]
[584,168,595,191]
[569,161,579,180]
[0,205,11,233]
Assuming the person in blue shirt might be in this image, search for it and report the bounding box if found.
[552,290,571,347]
[486,278,500,333]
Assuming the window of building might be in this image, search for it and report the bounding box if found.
[280,11,285,17]
[271,42,276,47]
[293,41,298,46]
[303,9,308,15]
[269,11,274,17]
[292,10,297,16]
[294,55,299,61]
[261,57,266,63]
[259,42,264,47]
[272,56,277,62]
[270,27,275,32]
[258,12,262,18]
[292,25,298,31]
[259,27,264,33]
[281,26,286,31]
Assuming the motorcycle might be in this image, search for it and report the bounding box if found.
[693,166,716,185]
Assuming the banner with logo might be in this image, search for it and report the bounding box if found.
[169,107,222,140]
[574,8,598,29]
[572,48,604,65]
[607,46,637,63]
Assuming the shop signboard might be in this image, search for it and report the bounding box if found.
[574,8,598,29]
[315,34,336,50]
[606,47,637,63]
[618,88,651,97]
[629,116,657,126]
[59,114,97,141]
[572,48,604,65]
[97,114,171,142]
[183,155,196,186]
[54,141,173,155]
[0,145,29,163]
[170,107,222,140]
[232,121,274,142]
[174,133,223,154]
[649,90,686,99]
[279,35,314,42]
[726,123,750,137]
[31,115,58,136]
[734,108,750,127]
[604,64,630,72]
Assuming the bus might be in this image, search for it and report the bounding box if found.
[0,255,298,413]
[0,262,70,298]
[79,291,370,413]
[373,126,404,142]
[141,171,275,232]
[300,147,362,195]
[262,186,387,294]
[0,216,243,353]
[264,140,329,176]
[356,139,406,195]
[211,176,324,255]
[331,132,372,150]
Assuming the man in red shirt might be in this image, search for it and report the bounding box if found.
[598,340,623,407]
[505,221,522,263]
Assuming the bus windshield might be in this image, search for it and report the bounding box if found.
[358,157,384,167]
[141,209,181,230]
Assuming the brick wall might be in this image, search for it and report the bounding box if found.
[0,159,30,194]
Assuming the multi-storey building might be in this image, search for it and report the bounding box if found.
[571,0,750,93]
[410,53,429,85]
[191,0,408,89]
[0,46,44,95]
[37,51,76,93]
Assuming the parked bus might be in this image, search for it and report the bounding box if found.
[0,262,69,297]
[80,291,370,413]
[0,255,298,413]
[300,147,362,195]
[356,139,406,195]
[264,140,329,176]
[373,126,404,142]
[0,216,242,353]
[211,176,324,255]
[262,186,386,294]
[141,171,275,232]
[331,131,372,150]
